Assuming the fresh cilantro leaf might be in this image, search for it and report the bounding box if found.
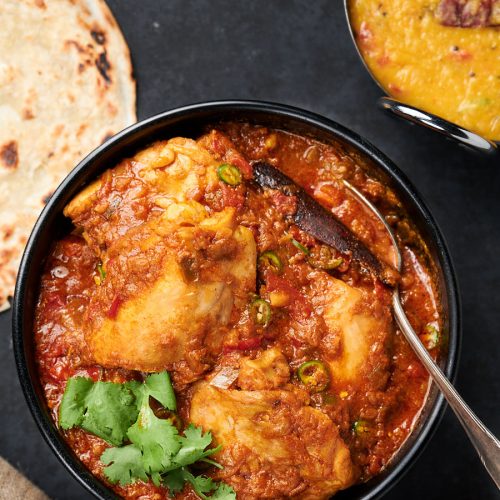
[150,471,162,488]
[209,482,237,500]
[59,378,139,446]
[163,468,214,498]
[171,424,220,468]
[125,380,145,409]
[127,396,181,475]
[81,381,139,446]
[181,425,213,452]
[165,468,235,500]
[200,458,224,469]
[59,377,93,429]
[163,468,186,496]
[62,372,235,496]
[187,472,217,498]
[188,471,217,496]
[144,372,176,411]
[101,445,148,486]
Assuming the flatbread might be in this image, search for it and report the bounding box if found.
[0,0,136,311]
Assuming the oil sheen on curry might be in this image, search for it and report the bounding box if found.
[35,123,443,499]
[349,0,500,140]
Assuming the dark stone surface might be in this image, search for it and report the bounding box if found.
[1,1,498,499]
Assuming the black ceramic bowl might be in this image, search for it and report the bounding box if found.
[13,101,460,500]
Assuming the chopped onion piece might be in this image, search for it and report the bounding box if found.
[52,266,69,278]
[209,366,239,389]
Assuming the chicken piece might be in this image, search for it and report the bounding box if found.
[190,381,354,499]
[238,347,290,390]
[84,206,256,376]
[64,137,221,256]
[309,271,392,390]
[64,135,257,378]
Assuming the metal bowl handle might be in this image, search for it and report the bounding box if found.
[378,97,498,155]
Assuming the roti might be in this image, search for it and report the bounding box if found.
[0,0,136,311]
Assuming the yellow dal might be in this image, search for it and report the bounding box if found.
[349,0,500,140]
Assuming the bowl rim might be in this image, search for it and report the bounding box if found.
[12,99,461,500]
[342,0,499,153]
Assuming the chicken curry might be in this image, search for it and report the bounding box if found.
[35,123,443,499]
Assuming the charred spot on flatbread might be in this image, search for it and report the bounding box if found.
[96,51,112,84]
[0,141,19,169]
[23,108,35,120]
[91,30,106,45]
[64,39,86,54]
[2,227,14,242]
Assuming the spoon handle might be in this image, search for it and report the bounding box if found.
[392,292,500,488]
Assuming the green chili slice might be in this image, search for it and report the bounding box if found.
[259,250,283,273]
[352,420,371,436]
[97,263,106,282]
[217,163,242,186]
[297,360,330,392]
[308,245,343,270]
[250,298,272,327]
[421,324,440,350]
[291,238,310,255]
[325,258,343,269]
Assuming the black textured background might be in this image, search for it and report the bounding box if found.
[1,1,498,499]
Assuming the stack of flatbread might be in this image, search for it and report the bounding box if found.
[0,0,136,310]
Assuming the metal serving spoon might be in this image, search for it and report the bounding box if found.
[253,162,500,488]
[344,179,500,489]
